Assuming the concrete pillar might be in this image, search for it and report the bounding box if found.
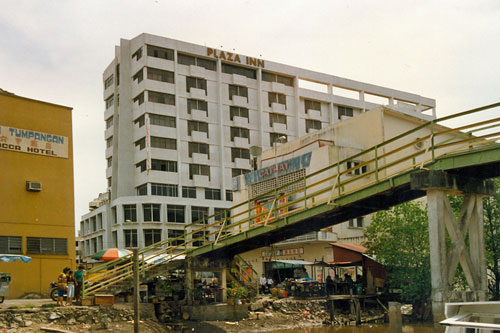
[185,257,194,305]
[221,267,227,302]
[388,302,402,333]
[468,195,488,301]
[427,190,448,326]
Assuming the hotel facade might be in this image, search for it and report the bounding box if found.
[0,90,75,298]
[79,33,435,261]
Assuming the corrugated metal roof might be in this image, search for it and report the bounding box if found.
[330,242,367,254]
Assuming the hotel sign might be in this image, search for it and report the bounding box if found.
[244,152,312,185]
[0,125,68,158]
[207,48,265,68]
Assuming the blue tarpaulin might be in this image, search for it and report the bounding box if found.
[0,255,32,263]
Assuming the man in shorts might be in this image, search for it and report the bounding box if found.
[57,267,70,306]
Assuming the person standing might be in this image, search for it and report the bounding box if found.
[66,270,75,306]
[74,265,86,303]
[57,267,70,306]
[259,274,267,294]
[267,276,274,290]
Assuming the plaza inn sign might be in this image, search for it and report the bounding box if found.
[207,48,265,68]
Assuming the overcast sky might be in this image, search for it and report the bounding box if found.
[1,0,499,231]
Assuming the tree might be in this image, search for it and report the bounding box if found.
[483,178,500,300]
[363,201,431,319]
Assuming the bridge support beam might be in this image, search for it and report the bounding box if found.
[411,170,493,329]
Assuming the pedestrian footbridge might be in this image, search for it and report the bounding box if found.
[83,103,500,303]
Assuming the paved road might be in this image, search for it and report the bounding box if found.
[0,298,54,308]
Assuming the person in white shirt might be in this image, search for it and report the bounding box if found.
[259,274,267,294]
[267,277,274,290]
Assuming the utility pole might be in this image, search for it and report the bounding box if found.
[133,249,140,333]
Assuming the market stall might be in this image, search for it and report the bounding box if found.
[0,255,32,303]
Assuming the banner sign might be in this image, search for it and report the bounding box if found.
[0,125,68,158]
[261,247,304,258]
[244,152,312,185]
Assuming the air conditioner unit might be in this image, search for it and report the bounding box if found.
[26,181,42,192]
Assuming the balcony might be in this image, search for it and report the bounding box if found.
[189,87,206,100]
[232,95,248,106]
[191,109,208,121]
[233,137,250,148]
[271,102,286,113]
[191,130,208,142]
[189,65,206,78]
[192,152,209,164]
[193,174,210,187]
[232,116,248,127]
[271,123,287,133]
[234,158,250,169]
[232,73,247,86]
[307,109,321,120]
[271,81,286,94]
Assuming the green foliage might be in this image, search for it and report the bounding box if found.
[363,201,431,305]
[483,178,500,300]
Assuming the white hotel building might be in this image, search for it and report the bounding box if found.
[79,33,435,261]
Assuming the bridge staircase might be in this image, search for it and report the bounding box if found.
[83,102,500,300]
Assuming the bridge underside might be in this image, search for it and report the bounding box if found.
[196,145,500,260]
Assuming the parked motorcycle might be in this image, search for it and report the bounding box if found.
[49,281,66,301]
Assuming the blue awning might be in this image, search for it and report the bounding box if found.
[0,255,32,263]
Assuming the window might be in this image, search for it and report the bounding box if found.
[168,229,184,246]
[124,230,138,248]
[151,136,177,150]
[230,106,249,121]
[148,91,175,105]
[135,138,145,150]
[123,204,137,222]
[191,206,209,223]
[262,71,294,87]
[305,99,321,112]
[230,127,249,141]
[91,216,96,231]
[268,92,286,107]
[188,142,209,158]
[104,75,114,89]
[346,161,367,175]
[91,238,97,253]
[177,53,216,71]
[226,190,233,201]
[214,208,227,221]
[107,157,112,168]
[151,183,178,197]
[270,133,288,145]
[146,45,174,60]
[112,231,118,248]
[112,206,117,224]
[189,164,210,180]
[107,177,112,187]
[106,137,113,148]
[133,92,144,105]
[187,120,209,136]
[97,214,102,230]
[349,217,364,228]
[167,205,185,223]
[116,64,120,86]
[231,148,250,161]
[105,116,113,129]
[132,47,142,61]
[134,115,145,127]
[192,231,206,246]
[0,236,22,254]
[205,188,221,200]
[182,186,196,198]
[338,106,354,119]
[147,67,174,83]
[133,69,144,83]
[229,85,248,100]
[105,95,114,109]
[187,99,208,115]
[150,114,176,127]
[137,184,148,196]
[151,159,177,172]
[269,113,287,127]
[222,63,256,79]
[97,236,103,251]
[306,119,322,133]
[186,77,207,94]
[143,204,161,222]
[232,168,250,178]
[27,237,67,255]
[144,229,162,247]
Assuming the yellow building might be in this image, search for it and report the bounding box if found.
[0,89,75,298]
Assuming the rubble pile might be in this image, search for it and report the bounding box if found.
[0,305,134,331]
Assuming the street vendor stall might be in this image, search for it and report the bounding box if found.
[0,255,32,303]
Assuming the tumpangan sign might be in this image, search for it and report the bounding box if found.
[0,125,68,158]
[244,152,312,185]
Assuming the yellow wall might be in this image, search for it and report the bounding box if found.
[0,92,75,298]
